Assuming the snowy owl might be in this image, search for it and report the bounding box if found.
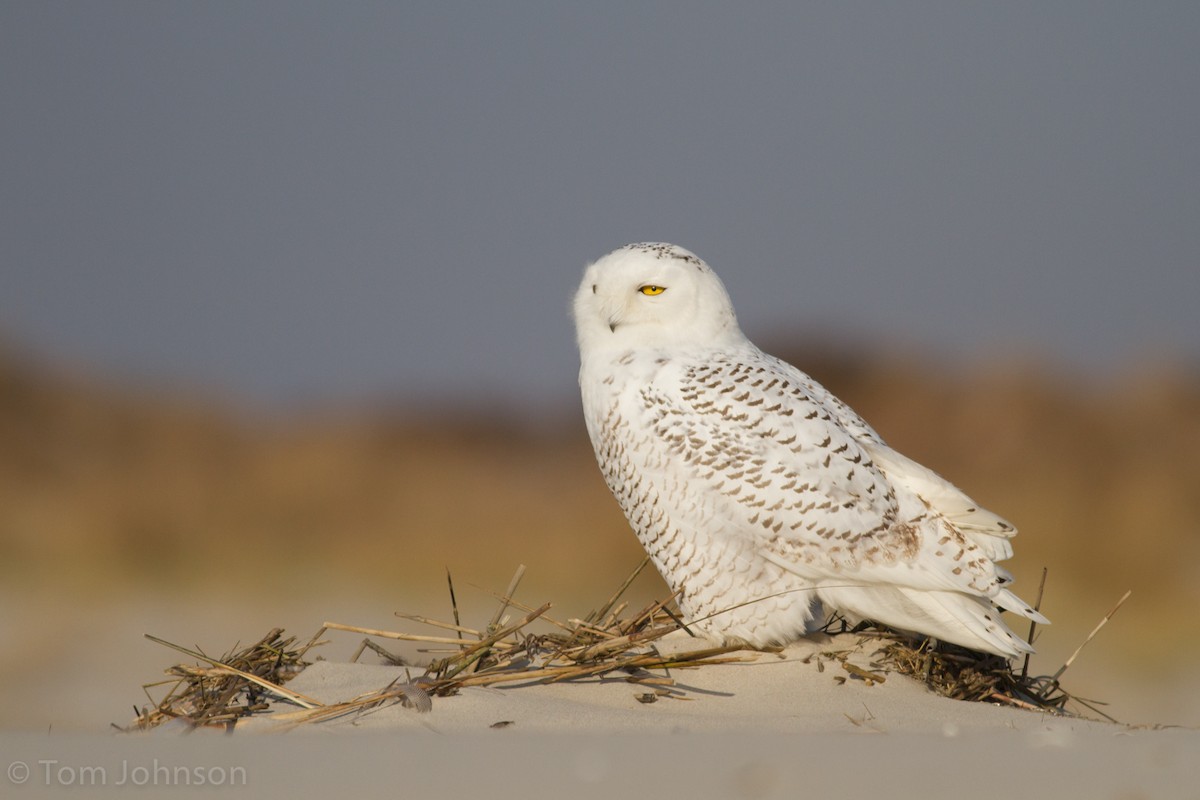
[573,242,1048,657]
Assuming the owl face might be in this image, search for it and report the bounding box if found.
[573,243,741,355]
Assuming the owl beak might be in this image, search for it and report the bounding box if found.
[602,300,625,333]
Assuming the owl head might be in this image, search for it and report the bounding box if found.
[573,243,742,355]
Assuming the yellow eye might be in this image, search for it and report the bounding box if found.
[639,285,666,296]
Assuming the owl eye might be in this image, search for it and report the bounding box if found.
[638,285,666,296]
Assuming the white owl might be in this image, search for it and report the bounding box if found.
[573,243,1048,657]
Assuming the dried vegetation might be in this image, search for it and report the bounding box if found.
[123,562,1123,732]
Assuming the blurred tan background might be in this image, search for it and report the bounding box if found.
[5,4,1200,733]
[2,340,1196,731]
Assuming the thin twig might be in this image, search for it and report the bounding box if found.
[143,634,322,710]
[1052,589,1132,682]
[321,622,472,646]
[1021,566,1049,680]
[586,557,650,625]
[446,567,462,640]
[488,563,527,630]
[394,614,481,636]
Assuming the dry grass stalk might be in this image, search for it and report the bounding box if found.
[488,563,527,629]
[1052,589,1132,682]
[864,624,1101,719]
[120,628,315,732]
[1020,566,1049,680]
[815,573,1122,721]
[125,565,1109,731]
[124,564,712,731]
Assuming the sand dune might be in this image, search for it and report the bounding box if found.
[29,635,1193,800]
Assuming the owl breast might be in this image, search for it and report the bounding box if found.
[581,348,823,646]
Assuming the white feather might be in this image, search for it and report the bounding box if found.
[574,243,1048,657]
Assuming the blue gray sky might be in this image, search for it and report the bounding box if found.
[2,3,1197,414]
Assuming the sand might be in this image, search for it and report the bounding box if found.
[4,633,1196,799]
[239,633,1116,736]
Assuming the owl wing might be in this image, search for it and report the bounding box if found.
[629,350,1020,603]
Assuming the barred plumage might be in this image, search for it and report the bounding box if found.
[573,243,1047,657]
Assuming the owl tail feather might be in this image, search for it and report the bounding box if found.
[818,584,1035,658]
